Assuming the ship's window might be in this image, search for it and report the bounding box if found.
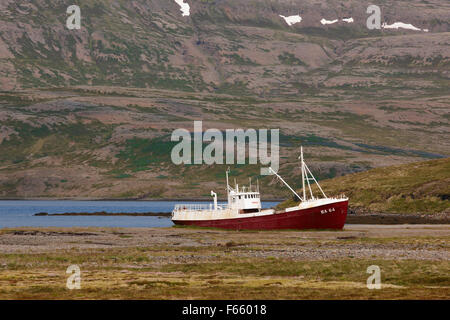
[238,196,241,199]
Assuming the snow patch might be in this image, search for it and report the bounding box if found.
[382,22,422,31]
[321,18,338,25]
[342,17,354,23]
[174,0,190,17]
[279,14,302,26]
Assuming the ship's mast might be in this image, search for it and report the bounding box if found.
[299,146,327,200]
[269,147,328,203]
[300,146,306,201]
[226,167,230,205]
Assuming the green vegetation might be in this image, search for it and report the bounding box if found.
[225,53,259,66]
[0,119,114,166]
[116,136,177,172]
[278,158,450,214]
[278,52,306,66]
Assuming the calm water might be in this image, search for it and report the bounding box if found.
[0,200,280,228]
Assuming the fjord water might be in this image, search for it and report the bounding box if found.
[0,200,280,228]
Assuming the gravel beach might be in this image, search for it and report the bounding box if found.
[0,224,448,299]
[1,224,449,259]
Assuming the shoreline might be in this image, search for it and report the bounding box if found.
[30,211,449,225]
[0,197,284,202]
[345,213,449,225]
[34,211,172,217]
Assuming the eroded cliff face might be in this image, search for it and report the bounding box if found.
[0,0,448,92]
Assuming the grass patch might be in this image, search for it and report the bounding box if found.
[278,158,450,214]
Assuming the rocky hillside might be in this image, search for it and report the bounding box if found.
[0,0,448,199]
[0,0,449,92]
[278,158,450,215]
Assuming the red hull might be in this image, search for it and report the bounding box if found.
[173,200,348,230]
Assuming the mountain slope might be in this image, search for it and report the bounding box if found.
[0,0,449,93]
[0,0,448,200]
[0,86,448,200]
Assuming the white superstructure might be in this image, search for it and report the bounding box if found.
[172,170,268,221]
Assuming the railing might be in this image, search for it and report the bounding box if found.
[173,203,229,212]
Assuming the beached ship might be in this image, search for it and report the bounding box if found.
[172,147,348,230]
